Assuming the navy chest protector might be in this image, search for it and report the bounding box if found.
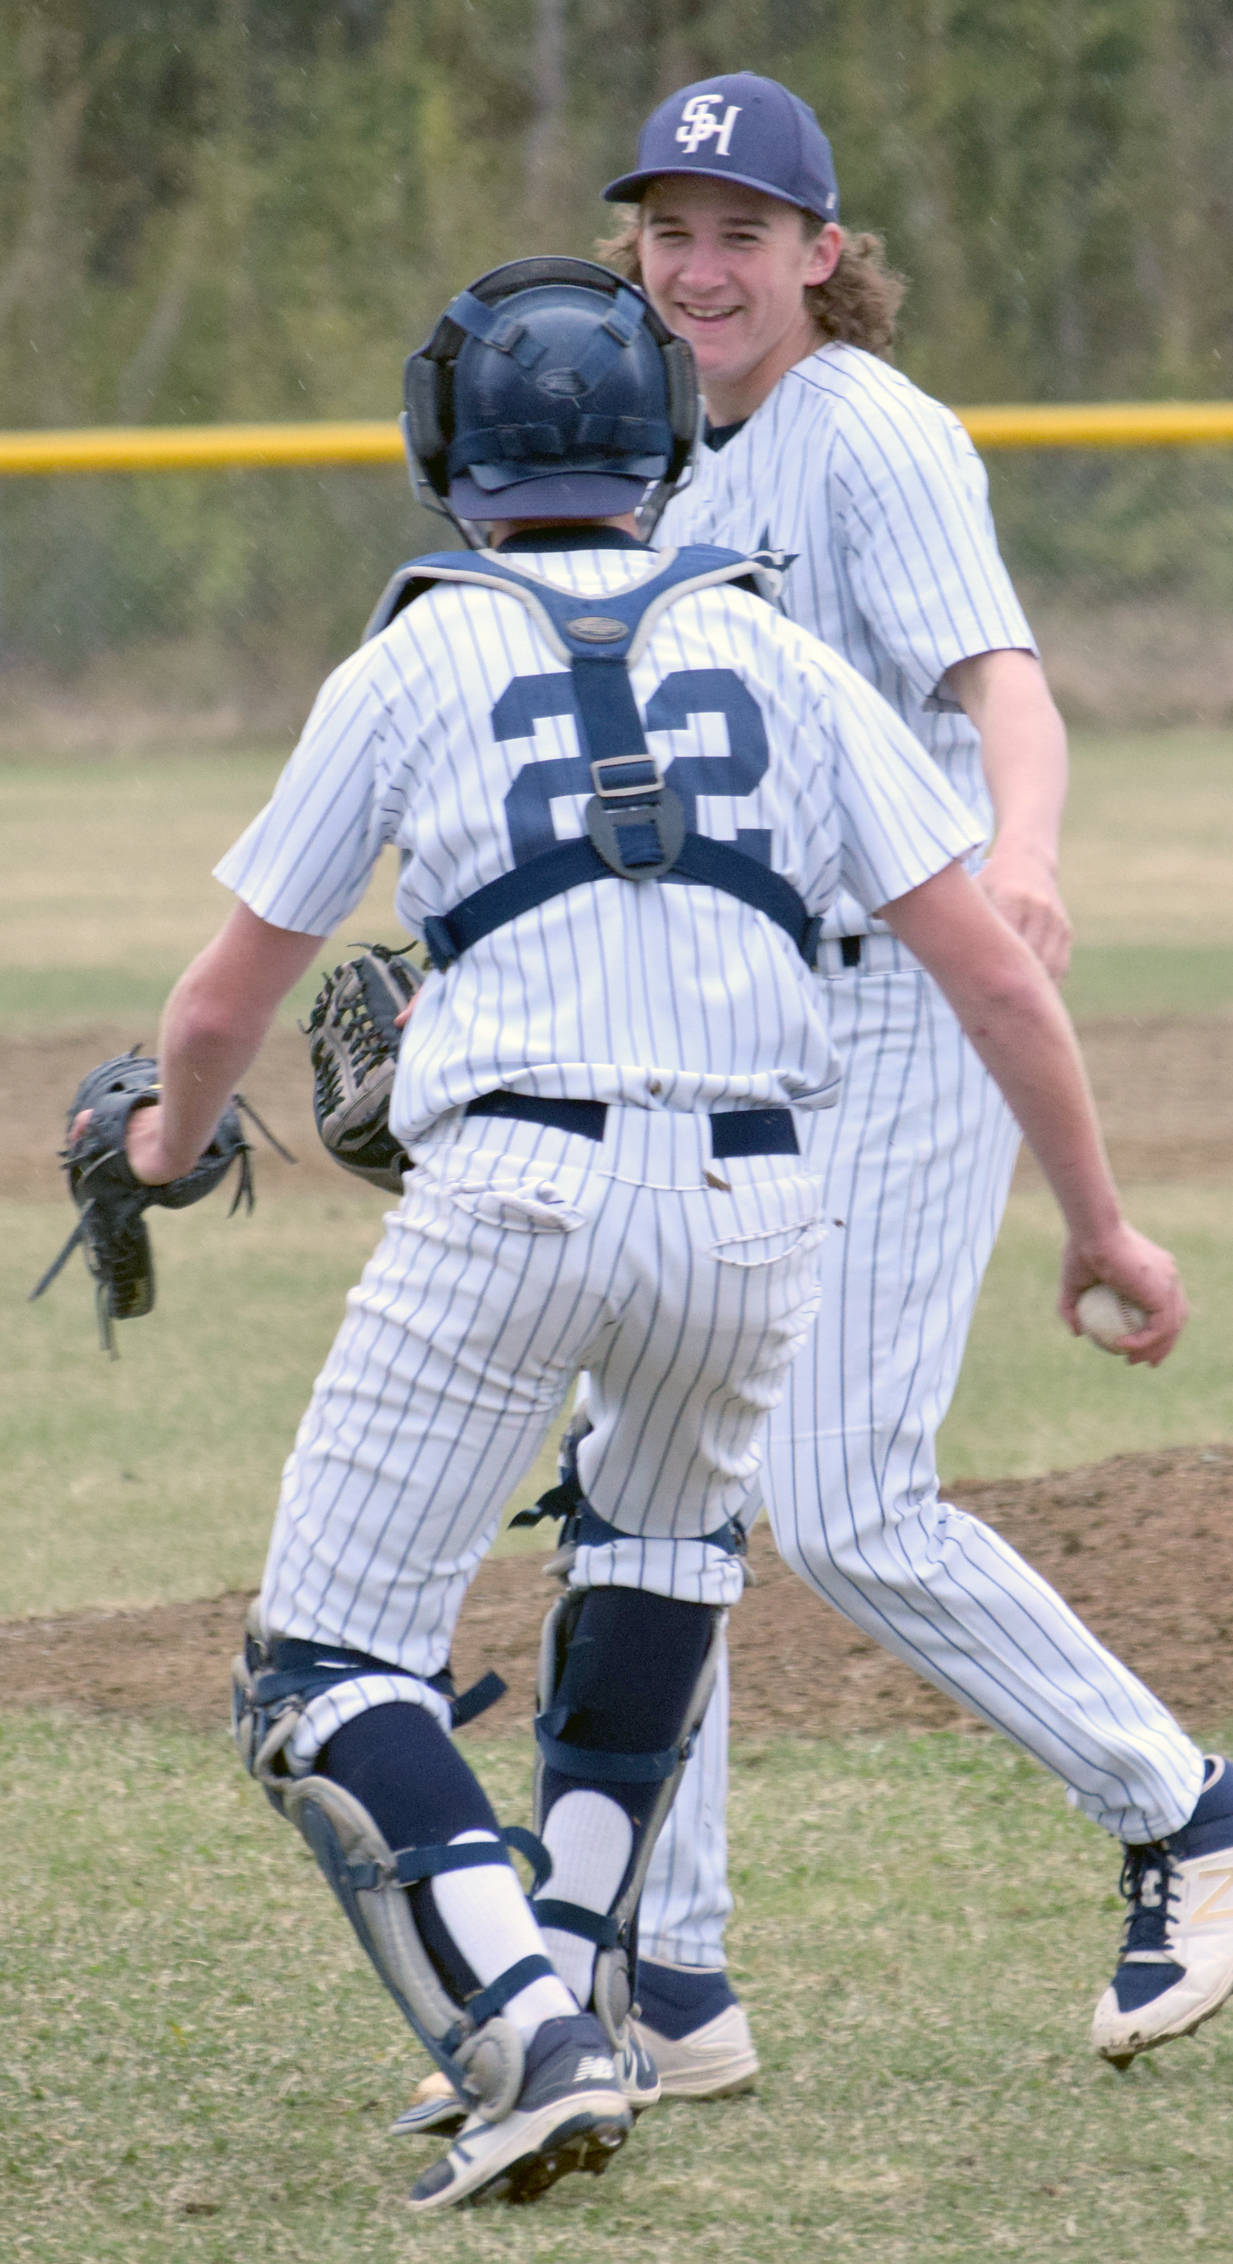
[363,544,822,973]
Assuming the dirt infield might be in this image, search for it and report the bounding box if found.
[3,1444,1230,1741]
[5,1010,1233,1201]
[6,1009,1231,1743]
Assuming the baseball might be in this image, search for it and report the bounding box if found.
[1075,1284,1147,1353]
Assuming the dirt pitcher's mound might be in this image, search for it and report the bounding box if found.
[2,1444,1231,1741]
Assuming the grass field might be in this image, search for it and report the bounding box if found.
[6,1717,1233,2264]
[3,726,1231,2259]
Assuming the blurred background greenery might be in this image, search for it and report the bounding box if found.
[6,1,1233,731]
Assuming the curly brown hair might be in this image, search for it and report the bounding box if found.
[596,209,905,361]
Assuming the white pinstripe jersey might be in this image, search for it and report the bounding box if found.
[656,343,1036,940]
[215,533,981,1144]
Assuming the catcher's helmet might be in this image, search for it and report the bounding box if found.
[402,257,699,527]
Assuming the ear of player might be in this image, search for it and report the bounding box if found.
[400,255,701,540]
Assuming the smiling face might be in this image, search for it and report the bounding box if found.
[637,175,842,423]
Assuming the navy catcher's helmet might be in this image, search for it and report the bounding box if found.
[402,257,699,528]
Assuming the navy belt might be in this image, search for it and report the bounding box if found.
[465,1090,798,1158]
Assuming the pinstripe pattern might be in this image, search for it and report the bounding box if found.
[768,973,1200,1825]
[259,1109,828,1759]
[640,353,1203,1970]
[216,543,980,1144]
[230,534,988,1774]
[658,342,1035,944]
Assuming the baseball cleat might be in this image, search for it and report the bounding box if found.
[1092,1755,1233,2067]
[392,2068,465,2138]
[405,2016,630,2211]
[630,1959,760,2098]
[393,2020,660,2139]
[615,2019,663,2113]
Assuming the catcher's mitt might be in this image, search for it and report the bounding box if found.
[29,1048,281,1355]
[304,943,424,1193]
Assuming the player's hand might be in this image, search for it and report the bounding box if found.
[70,1100,184,1187]
[123,1099,187,1186]
[977,844,1073,981]
[1059,1225,1188,1367]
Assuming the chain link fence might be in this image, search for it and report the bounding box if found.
[5,436,1233,743]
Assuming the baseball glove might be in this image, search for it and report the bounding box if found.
[304,943,424,1193]
[29,1048,277,1355]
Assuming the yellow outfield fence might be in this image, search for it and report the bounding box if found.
[3,401,1233,477]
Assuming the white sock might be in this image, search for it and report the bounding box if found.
[429,1830,577,2041]
[538,1790,634,2009]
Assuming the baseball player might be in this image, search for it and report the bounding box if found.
[565,71,1233,2094]
[114,255,1184,2214]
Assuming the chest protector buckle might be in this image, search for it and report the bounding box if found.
[585,753,686,878]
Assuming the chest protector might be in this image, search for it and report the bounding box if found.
[363,544,821,973]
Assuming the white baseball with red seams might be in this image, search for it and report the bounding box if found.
[1076,1283,1148,1352]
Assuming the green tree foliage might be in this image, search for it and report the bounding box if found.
[3,0,1233,676]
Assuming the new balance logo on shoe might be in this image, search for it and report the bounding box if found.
[1191,1864,1233,1928]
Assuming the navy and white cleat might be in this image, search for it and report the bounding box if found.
[391,2072,467,2139]
[1092,1755,1233,2067]
[615,2020,662,2113]
[394,2017,660,2139]
[406,2016,630,2211]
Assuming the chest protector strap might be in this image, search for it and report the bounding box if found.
[363,544,820,971]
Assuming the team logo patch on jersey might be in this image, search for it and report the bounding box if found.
[676,94,742,157]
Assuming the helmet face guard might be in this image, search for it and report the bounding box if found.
[402,257,699,535]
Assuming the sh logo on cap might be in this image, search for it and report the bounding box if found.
[604,71,840,224]
[676,93,742,157]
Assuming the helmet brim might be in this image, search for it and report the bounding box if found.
[447,468,650,522]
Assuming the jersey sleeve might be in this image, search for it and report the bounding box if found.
[829,380,1034,706]
[815,652,986,913]
[213,646,400,935]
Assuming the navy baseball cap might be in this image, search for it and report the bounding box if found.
[603,72,839,221]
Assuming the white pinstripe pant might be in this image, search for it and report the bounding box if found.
[641,946,1204,1967]
[258,1107,828,1769]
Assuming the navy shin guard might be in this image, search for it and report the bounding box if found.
[319,1702,500,2001]
[533,1587,724,2040]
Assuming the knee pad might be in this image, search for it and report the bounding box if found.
[531,1586,724,2044]
[230,1611,505,1795]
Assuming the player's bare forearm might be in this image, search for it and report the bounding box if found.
[127,903,325,1182]
[944,648,1073,979]
[879,861,1186,1362]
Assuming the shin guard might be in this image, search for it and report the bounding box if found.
[232,1621,546,2119]
[532,1586,724,2044]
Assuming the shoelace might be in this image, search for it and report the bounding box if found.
[1117,1841,1182,1963]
